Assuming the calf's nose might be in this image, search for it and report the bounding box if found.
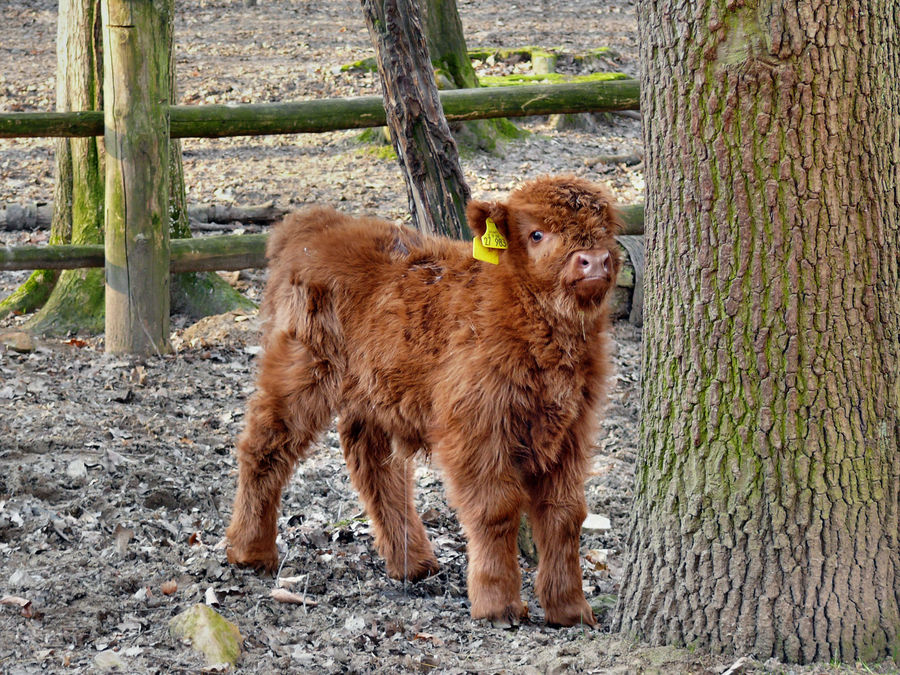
[574,249,611,281]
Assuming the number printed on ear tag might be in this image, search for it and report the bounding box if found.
[481,218,508,250]
[473,236,500,264]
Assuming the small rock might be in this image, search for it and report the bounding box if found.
[93,650,125,671]
[0,331,35,353]
[581,513,611,532]
[66,459,88,481]
[7,569,33,590]
[342,614,366,634]
[169,604,243,668]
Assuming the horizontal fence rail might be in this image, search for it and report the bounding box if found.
[0,205,644,273]
[0,79,640,139]
[1,234,268,273]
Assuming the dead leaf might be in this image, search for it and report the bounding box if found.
[584,548,610,570]
[161,580,178,596]
[414,632,444,646]
[1,595,37,618]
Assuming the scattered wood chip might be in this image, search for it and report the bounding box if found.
[205,587,220,606]
[114,524,134,555]
[720,656,753,675]
[0,331,35,353]
[270,588,318,607]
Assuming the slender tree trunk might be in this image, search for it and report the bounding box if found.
[361,0,470,239]
[616,0,900,664]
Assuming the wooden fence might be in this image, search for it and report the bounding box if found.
[2,12,642,353]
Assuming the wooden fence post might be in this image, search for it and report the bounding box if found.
[101,0,171,354]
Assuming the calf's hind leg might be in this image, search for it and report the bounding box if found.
[226,334,336,572]
[338,415,439,581]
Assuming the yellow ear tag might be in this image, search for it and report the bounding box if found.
[473,236,499,264]
[481,218,508,250]
[473,218,507,265]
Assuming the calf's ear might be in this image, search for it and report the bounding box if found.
[466,200,510,239]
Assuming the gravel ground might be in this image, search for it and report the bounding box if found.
[0,1,891,673]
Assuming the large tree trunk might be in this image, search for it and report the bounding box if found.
[361,0,470,239]
[616,0,900,665]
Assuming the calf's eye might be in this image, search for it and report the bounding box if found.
[529,231,544,243]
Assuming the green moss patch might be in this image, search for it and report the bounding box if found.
[479,71,630,87]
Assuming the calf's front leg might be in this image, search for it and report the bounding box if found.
[441,445,527,626]
[527,465,596,627]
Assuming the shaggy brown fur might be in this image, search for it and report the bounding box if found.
[226,175,622,627]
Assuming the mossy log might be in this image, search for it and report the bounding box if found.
[0,80,639,139]
[1,231,642,319]
[1,234,267,272]
[3,200,646,234]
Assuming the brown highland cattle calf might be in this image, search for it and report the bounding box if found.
[226,175,622,627]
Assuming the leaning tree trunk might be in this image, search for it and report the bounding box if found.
[422,0,477,89]
[616,0,900,665]
[361,0,470,239]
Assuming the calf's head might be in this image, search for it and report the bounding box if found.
[466,175,623,313]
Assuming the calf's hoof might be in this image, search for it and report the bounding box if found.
[544,599,596,628]
[225,540,280,574]
[472,599,528,629]
[386,554,440,582]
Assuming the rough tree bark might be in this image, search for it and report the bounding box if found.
[616,0,900,665]
[0,0,107,332]
[361,0,470,239]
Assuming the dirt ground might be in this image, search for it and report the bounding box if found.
[0,1,895,674]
